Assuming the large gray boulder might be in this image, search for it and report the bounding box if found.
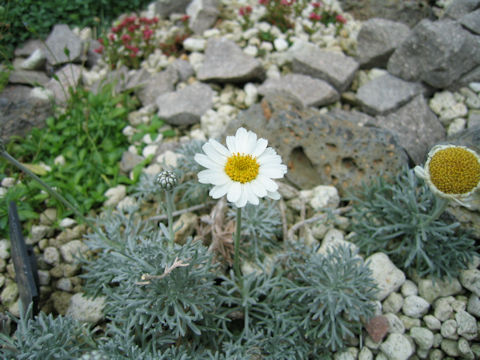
[387,19,480,89]
[45,24,83,66]
[356,73,426,115]
[291,42,358,92]
[258,74,339,108]
[154,0,192,18]
[460,9,480,35]
[444,0,480,20]
[226,95,408,195]
[137,67,179,106]
[375,95,445,164]
[157,82,214,125]
[197,38,265,83]
[355,18,411,69]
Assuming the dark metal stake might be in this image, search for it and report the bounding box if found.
[8,201,39,317]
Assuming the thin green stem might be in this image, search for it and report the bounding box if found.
[165,190,175,249]
[424,197,449,227]
[234,206,242,281]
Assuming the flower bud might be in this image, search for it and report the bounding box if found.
[155,170,178,191]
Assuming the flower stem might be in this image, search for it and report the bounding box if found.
[234,206,242,280]
[424,197,449,227]
[165,190,175,249]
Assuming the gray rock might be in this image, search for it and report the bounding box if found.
[14,39,45,57]
[45,24,83,65]
[45,64,82,105]
[186,0,219,34]
[375,95,445,164]
[28,225,53,245]
[379,333,414,360]
[441,319,458,340]
[410,327,434,350]
[338,0,434,28]
[382,292,404,314]
[384,313,405,334]
[1,282,18,304]
[66,293,105,323]
[168,59,195,82]
[157,82,214,125]
[441,338,460,357]
[456,310,478,340]
[43,247,60,265]
[460,9,480,35]
[356,18,411,69]
[444,0,480,20]
[137,67,178,106]
[37,270,50,286]
[458,337,475,360]
[356,74,426,115]
[258,73,339,108]
[292,42,358,92]
[387,19,480,89]
[459,269,480,296]
[0,85,52,140]
[56,278,72,292]
[8,69,49,86]
[467,294,480,317]
[367,253,406,301]
[434,296,455,322]
[120,151,145,173]
[402,295,430,318]
[20,48,46,70]
[0,239,10,260]
[197,38,265,83]
[227,95,408,194]
[154,0,191,18]
[418,277,463,303]
[60,240,88,264]
[423,314,441,331]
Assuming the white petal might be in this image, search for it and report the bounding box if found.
[226,135,237,153]
[210,139,231,157]
[227,181,242,203]
[413,166,426,180]
[252,138,268,157]
[235,128,249,153]
[203,141,227,165]
[245,131,258,154]
[245,182,259,205]
[194,154,223,170]
[258,150,282,166]
[259,165,287,179]
[210,182,232,199]
[236,186,249,208]
[250,178,267,197]
[266,191,281,200]
[257,174,278,192]
[198,169,230,185]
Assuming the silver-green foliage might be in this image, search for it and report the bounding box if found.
[348,168,477,279]
[80,209,220,350]
[287,244,378,352]
[0,305,95,360]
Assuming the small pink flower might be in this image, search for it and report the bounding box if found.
[111,26,120,33]
[94,45,103,54]
[309,12,322,21]
[239,6,252,16]
[98,38,104,45]
[259,0,269,5]
[121,34,132,43]
[153,17,159,24]
[181,14,190,22]
[336,14,347,24]
[312,1,322,8]
[108,33,115,42]
[143,28,154,40]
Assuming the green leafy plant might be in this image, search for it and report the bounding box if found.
[286,244,378,352]
[0,304,96,359]
[0,83,135,237]
[347,168,478,279]
[306,1,347,35]
[258,0,295,33]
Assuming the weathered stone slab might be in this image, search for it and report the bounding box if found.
[444,0,480,20]
[45,64,83,105]
[460,9,480,35]
[356,18,410,69]
[197,38,265,83]
[356,73,425,115]
[375,95,445,164]
[9,69,49,86]
[387,19,480,89]
[258,73,339,108]
[154,0,192,18]
[292,42,358,92]
[226,95,408,195]
[157,82,214,125]
[186,0,219,34]
[136,67,178,106]
[45,24,83,65]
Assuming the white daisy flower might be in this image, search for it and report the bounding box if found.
[194,127,287,208]
[414,144,480,209]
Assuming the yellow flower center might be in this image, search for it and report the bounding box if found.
[225,153,260,183]
[428,146,480,194]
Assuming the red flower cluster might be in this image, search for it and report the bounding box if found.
[239,5,253,17]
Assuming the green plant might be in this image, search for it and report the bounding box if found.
[158,15,191,58]
[305,1,347,35]
[0,304,96,359]
[95,14,160,69]
[258,0,295,33]
[238,5,253,31]
[0,83,135,237]
[0,0,156,60]
[347,168,478,279]
[286,243,378,352]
